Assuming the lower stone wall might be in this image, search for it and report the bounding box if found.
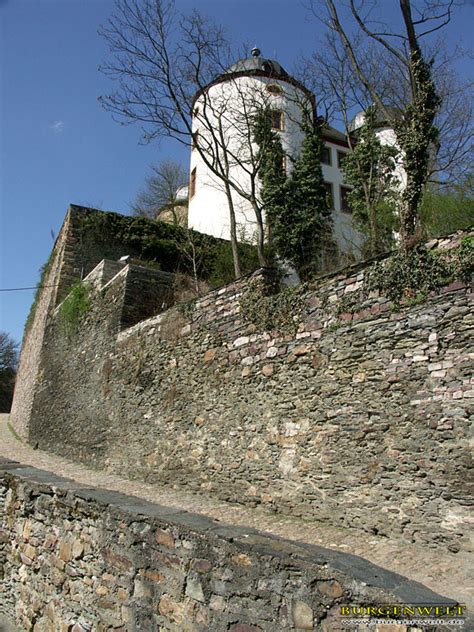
[0,459,460,632]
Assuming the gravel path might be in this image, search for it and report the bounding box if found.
[1,414,472,608]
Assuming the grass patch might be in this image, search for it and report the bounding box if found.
[7,419,24,444]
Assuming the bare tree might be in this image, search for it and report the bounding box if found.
[100,0,314,275]
[306,0,462,250]
[300,31,473,188]
[131,159,188,224]
[100,0,320,276]
[99,0,242,274]
[0,332,18,413]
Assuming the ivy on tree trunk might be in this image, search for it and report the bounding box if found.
[254,109,332,279]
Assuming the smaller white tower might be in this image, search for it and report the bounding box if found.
[349,106,406,189]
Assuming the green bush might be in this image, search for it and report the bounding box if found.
[368,236,473,304]
[58,281,92,335]
[240,281,306,334]
[77,209,259,288]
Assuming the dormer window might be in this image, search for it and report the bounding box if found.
[271,110,284,131]
[266,84,282,95]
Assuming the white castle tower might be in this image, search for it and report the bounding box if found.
[349,106,406,190]
[187,48,314,242]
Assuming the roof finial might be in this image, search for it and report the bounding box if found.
[251,47,261,57]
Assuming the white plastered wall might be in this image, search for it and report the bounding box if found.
[187,75,307,242]
[321,141,364,257]
[187,73,366,260]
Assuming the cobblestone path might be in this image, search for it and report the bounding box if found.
[1,414,472,609]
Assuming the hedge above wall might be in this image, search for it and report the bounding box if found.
[72,205,260,288]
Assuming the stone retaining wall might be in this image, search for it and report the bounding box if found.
[0,459,460,632]
[12,225,474,554]
[9,210,73,439]
[17,231,474,555]
[10,204,247,439]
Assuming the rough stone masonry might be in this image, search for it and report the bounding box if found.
[12,215,473,558]
[0,458,462,631]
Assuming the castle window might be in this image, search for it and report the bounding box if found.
[271,110,284,131]
[321,146,331,165]
[324,182,334,210]
[337,151,347,169]
[340,186,352,214]
[190,167,197,199]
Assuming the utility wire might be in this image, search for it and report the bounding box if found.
[0,285,58,292]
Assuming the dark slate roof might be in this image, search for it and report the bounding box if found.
[192,48,314,106]
[322,124,348,143]
[224,56,289,79]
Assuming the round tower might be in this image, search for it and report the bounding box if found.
[349,106,406,189]
[187,49,315,241]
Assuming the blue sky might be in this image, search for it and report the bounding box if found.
[1,0,472,345]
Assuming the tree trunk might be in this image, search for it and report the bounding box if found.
[367,204,380,257]
[398,178,420,252]
[251,201,267,267]
[224,183,242,278]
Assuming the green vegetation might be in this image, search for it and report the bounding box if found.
[342,106,398,257]
[254,109,331,279]
[7,420,23,443]
[58,281,92,335]
[336,236,474,316]
[395,50,441,250]
[368,236,473,304]
[240,280,306,334]
[336,237,473,316]
[77,209,259,288]
[420,176,474,239]
[177,300,196,320]
[0,332,18,413]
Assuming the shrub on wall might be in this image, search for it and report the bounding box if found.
[368,236,473,304]
[336,235,473,316]
[240,279,306,334]
[58,281,92,335]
